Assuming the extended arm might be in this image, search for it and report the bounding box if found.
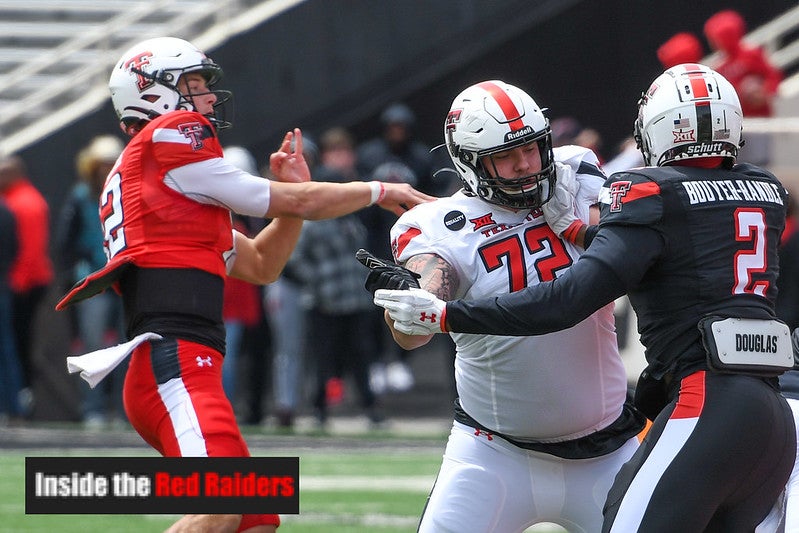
[165,129,435,220]
[375,225,663,337]
[227,219,304,285]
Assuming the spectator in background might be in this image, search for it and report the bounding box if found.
[265,136,320,430]
[551,117,605,164]
[0,155,54,417]
[291,130,386,429]
[265,256,306,429]
[657,32,704,69]
[358,102,438,194]
[56,135,127,429]
[358,105,441,393]
[550,116,583,148]
[704,9,783,166]
[0,198,22,422]
[221,146,269,412]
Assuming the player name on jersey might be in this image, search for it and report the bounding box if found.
[681,179,784,206]
[736,333,780,353]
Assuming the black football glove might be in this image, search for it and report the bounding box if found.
[356,248,421,295]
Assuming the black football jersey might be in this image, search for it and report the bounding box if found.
[599,163,787,378]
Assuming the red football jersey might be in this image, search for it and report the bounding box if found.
[57,110,232,309]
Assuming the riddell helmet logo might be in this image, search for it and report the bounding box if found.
[124,52,154,91]
[505,125,533,142]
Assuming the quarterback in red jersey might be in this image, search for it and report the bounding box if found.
[57,36,433,533]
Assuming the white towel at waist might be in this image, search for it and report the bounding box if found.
[66,332,163,388]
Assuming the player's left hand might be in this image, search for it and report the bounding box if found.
[269,128,311,183]
[542,162,579,236]
[356,248,421,294]
[374,288,447,335]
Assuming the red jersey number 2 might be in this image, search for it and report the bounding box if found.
[100,172,127,260]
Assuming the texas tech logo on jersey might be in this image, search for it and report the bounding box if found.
[178,122,206,150]
[609,181,632,212]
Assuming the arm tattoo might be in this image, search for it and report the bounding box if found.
[404,254,458,300]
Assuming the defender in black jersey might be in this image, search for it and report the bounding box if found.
[374,64,797,532]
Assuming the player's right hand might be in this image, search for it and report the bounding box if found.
[356,248,421,295]
[269,128,310,183]
[376,183,436,216]
[374,288,447,336]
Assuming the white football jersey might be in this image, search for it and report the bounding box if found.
[390,146,628,440]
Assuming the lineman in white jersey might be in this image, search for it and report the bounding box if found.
[374,80,646,533]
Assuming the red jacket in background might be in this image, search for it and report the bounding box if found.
[1,178,53,292]
[704,10,783,117]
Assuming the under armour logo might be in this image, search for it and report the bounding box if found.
[474,428,493,441]
[196,355,213,367]
[419,312,438,323]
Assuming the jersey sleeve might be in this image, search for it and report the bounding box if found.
[554,144,606,210]
[164,158,272,217]
[597,170,664,227]
[390,203,448,263]
[150,111,223,170]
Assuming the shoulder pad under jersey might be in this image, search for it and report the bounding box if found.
[598,168,664,226]
[554,144,605,179]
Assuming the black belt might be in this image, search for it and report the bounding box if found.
[453,398,646,459]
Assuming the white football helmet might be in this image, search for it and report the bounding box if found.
[634,63,743,167]
[108,37,231,129]
[444,80,554,210]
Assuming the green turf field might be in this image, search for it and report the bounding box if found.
[2,449,440,532]
[4,448,565,532]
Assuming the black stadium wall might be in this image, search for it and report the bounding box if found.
[22,0,795,420]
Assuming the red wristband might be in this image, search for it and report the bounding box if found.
[561,220,586,244]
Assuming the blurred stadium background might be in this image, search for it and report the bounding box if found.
[1,0,798,429]
[3,2,799,530]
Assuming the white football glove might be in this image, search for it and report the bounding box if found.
[542,162,581,238]
[373,287,447,336]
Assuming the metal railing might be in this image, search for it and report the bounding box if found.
[0,0,304,157]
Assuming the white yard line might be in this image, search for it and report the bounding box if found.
[300,475,433,491]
